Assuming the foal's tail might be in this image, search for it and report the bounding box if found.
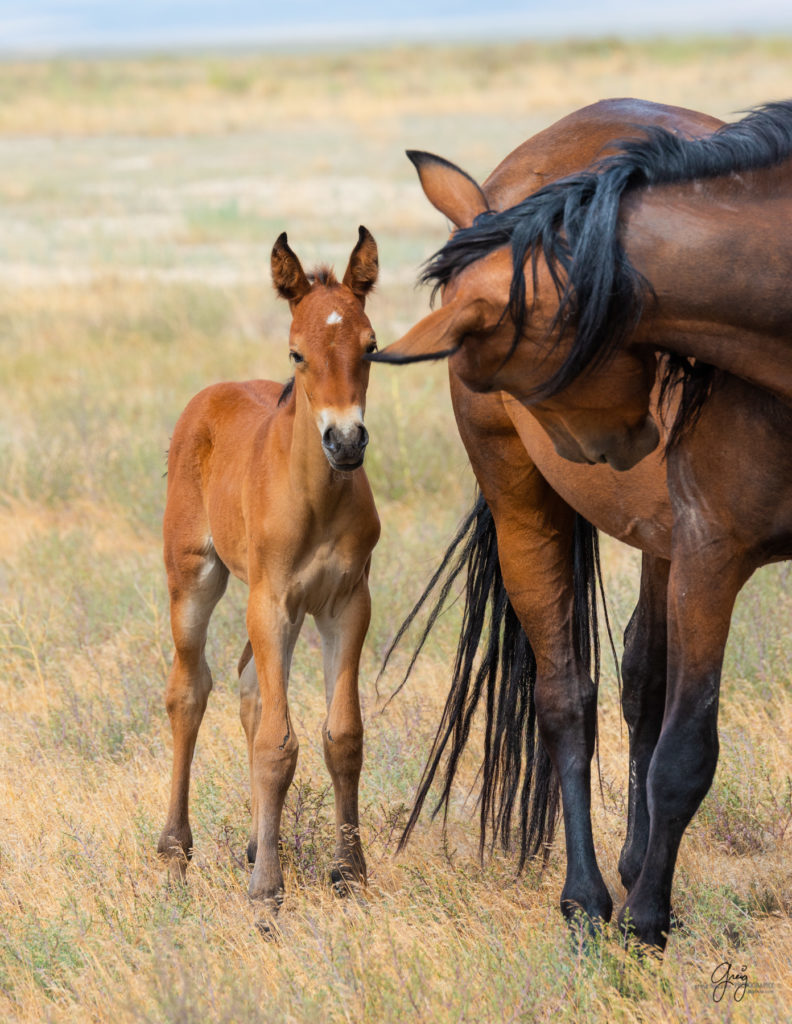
[382,493,604,870]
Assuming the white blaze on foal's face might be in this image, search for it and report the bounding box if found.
[284,271,377,468]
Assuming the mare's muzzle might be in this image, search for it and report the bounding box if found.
[322,423,369,470]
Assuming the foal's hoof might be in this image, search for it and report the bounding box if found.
[253,893,284,940]
[157,834,192,886]
[329,868,366,904]
[166,857,189,886]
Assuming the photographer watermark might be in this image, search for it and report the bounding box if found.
[708,961,776,1002]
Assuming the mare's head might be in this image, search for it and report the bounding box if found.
[272,227,379,471]
[372,150,659,470]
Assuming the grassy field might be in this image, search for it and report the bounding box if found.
[0,36,791,1023]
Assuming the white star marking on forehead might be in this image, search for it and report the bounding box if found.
[326,311,343,325]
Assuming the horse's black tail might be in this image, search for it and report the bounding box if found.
[383,492,605,870]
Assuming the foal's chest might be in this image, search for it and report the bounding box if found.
[283,537,367,621]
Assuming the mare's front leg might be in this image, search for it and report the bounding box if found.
[316,575,371,895]
[495,510,612,926]
[452,381,612,927]
[245,584,302,923]
[617,531,751,949]
[618,553,669,892]
[158,536,229,881]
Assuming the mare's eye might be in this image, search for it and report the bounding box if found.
[290,351,304,364]
[365,339,378,354]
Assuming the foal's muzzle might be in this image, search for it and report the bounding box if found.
[322,423,369,470]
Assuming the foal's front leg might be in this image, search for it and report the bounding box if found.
[316,576,371,894]
[245,585,302,923]
[238,640,262,866]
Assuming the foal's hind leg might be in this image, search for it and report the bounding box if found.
[618,554,669,892]
[316,577,371,895]
[158,537,229,881]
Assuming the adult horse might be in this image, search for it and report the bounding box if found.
[372,100,792,949]
[383,100,792,465]
[158,228,381,928]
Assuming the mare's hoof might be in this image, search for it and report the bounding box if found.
[617,906,669,954]
[561,890,613,930]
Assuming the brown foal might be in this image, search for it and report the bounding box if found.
[158,228,381,926]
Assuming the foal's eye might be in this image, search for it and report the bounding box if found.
[289,351,304,364]
[365,339,378,354]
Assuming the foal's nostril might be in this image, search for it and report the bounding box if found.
[323,424,368,453]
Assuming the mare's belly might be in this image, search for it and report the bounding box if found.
[507,404,673,557]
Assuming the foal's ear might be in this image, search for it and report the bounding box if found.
[342,226,379,307]
[407,151,489,229]
[370,295,487,364]
[271,232,311,310]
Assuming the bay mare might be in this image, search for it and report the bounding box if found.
[158,229,381,929]
[375,100,792,949]
[378,100,792,469]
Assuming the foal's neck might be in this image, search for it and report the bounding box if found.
[287,388,356,515]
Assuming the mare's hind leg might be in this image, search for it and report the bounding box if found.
[237,640,262,865]
[618,554,669,892]
[618,534,751,948]
[316,577,371,895]
[158,533,229,881]
[452,380,611,926]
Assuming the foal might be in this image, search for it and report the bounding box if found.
[158,228,381,924]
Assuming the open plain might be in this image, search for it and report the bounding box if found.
[0,37,791,1022]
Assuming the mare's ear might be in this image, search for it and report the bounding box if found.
[407,151,489,229]
[370,295,487,364]
[271,232,311,310]
[342,226,379,306]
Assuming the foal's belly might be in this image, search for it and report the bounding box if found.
[507,404,673,557]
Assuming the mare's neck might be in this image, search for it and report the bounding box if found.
[625,182,792,406]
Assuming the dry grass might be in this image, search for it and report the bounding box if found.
[0,37,791,1023]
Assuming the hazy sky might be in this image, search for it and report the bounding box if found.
[2,0,792,54]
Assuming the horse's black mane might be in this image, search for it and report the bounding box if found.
[278,376,295,405]
[418,100,792,433]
